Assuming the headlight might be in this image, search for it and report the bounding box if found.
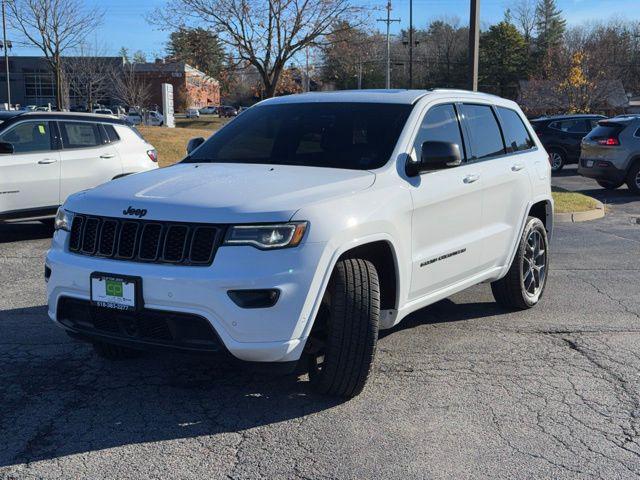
[54,207,74,232]
[224,222,307,249]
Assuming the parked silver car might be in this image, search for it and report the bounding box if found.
[578,117,640,194]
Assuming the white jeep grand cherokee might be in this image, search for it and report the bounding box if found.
[46,90,552,398]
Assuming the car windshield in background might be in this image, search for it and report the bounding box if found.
[186,102,413,170]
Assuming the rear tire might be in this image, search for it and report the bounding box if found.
[548,149,565,173]
[92,341,140,360]
[491,216,548,310]
[307,258,380,398]
[626,162,640,195]
[597,180,623,190]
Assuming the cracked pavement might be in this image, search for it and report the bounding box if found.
[1,168,639,479]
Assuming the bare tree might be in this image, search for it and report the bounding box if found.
[64,44,116,111]
[8,0,103,110]
[512,0,536,43]
[153,0,362,97]
[112,63,151,109]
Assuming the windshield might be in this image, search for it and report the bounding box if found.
[186,102,413,170]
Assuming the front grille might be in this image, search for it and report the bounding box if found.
[57,297,222,352]
[68,214,223,266]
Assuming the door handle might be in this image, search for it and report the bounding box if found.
[37,158,57,164]
[511,163,525,172]
[463,174,480,184]
[100,153,116,159]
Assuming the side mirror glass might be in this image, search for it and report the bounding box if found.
[0,141,14,154]
[406,141,462,176]
[186,137,205,155]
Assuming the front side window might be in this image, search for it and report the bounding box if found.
[60,122,101,149]
[0,121,52,153]
[497,107,535,153]
[187,102,413,170]
[413,103,465,160]
[460,104,505,160]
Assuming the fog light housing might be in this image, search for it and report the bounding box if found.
[227,289,280,308]
[44,265,52,282]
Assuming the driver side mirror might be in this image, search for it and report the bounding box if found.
[0,141,14,154]
[186,137,205,155]
[406,141,462,177]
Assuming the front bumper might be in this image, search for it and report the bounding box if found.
[577,159,627,184]
[46,230,328,363]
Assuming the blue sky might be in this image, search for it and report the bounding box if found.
[8,0,640,58]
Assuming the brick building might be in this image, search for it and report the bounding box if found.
[133,60,220,111]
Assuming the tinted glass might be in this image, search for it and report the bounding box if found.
[413,104,464,159]
[587,123,625,141]
[103,124,120,142]
[188,103,413,170]
[550,119,589,133]
[460,104,505,160]
[60,122,101,148]
[0,121,52,153]
[497,107,535,153]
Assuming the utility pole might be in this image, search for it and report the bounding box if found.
[468,0,480,91]
[408,0,413,88]
[357,61,362,89]
[2,0,10,106]
[305,46,310,92]
[377,0,400,89]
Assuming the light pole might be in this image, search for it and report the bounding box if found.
[409,0,413,88]
[1,0,10,106]
[377,0,400,89]
[468,0,480,91]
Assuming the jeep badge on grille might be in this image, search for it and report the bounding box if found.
[122,206,147,218]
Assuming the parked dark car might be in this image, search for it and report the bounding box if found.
[530,114,606,172]
[219,105,238,118]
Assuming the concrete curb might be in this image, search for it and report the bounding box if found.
[554,200,605,223]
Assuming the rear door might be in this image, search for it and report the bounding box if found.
[408,103,486,299]
[58,121,123,203]
[0,120,60,217]
[550,119,591,161]
[475,105,535,268]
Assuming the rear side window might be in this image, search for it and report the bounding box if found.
[0,121,52,153]
[549,119,590,133]
[413,104,465,160]
[497,107,535,153]
[103,124,120,142]
[60,122,101,148]
[460,104,505,160]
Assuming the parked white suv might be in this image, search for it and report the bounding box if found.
[0,112,158,222]
[46,90,552,398]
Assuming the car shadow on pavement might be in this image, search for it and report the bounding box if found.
[0,305,343,468]
[0,222,54,243]
[574,187,640,206]
[380,298,506,340]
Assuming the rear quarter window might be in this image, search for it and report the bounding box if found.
[497,107,535,153]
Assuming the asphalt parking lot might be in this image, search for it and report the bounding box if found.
[1,167,639,479]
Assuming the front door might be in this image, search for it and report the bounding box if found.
[408,103,486,300]
[0,120,60,217]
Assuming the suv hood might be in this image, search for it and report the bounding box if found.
[65,163,376,223]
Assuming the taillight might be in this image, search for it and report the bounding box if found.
[146,149,158,162]
[597,137,619,146]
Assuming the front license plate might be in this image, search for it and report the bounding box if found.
[586,160,594,168]
[90,273,140,311]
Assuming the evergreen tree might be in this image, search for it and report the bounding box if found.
[167,27,226,78]
[479,21,527,98]
[534,0,566,51]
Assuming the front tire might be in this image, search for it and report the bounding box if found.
[491,216,548,310]
[307,258,380,398]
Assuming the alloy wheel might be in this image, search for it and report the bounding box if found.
[522,230,547,298]
[550,152,563,171]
